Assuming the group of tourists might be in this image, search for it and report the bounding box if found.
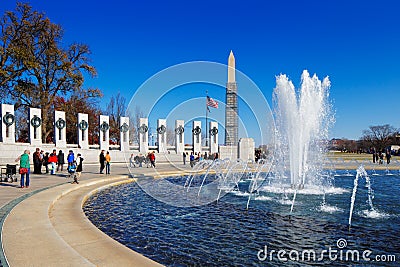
[32,148,66,175]
[15,147,224,188]
[371,147,392,165]
[129,151,156,168]
[186,152,219,168]
[99,150,112,174]
[17,148,84,188]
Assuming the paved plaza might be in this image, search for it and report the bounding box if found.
[0,161,193,267]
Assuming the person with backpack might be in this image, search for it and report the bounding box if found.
[67,150,75,167]
[72,153,84,184]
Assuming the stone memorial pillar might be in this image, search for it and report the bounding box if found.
[209,121,219,155]
[192,121,202,154]
[157,119,167,153]
[0,104,15,143]
[239,138,255,162]
[99,115,110,151]
[29,107,42,146]
[77,113,89,149]
[54,110,67,148]
[175,120,184,154]
[138,118,148,153]
[120,116,130,151]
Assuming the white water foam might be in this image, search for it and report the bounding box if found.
[278,198,295,205]
[259,185,348,195]
[319,204,343,213]
[358,209,390,219]
[229,191,250,197]
[255,196,273,201]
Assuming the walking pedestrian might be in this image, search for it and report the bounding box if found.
[190,152,195,168]
[99,150,106,174]
[18,150,30,188]
[105,151,111,174]
[379,152,384,164]
[48,151,58,175]
[371,147,376,163]
[72,153,84,184]
[386,149,391,164]
[183,152,186,165]
[67,150,75,167]
[129,154,135,167]
[149,151,156,168]
[57,150,65,172]
[43,152,49,174]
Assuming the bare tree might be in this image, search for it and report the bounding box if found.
[105,92,126,144]
[129,106,144,145]
[361,124,398,151]
[166,126,175,146]
[0,3,100,142]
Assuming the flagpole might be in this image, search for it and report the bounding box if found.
[205,90,208,147]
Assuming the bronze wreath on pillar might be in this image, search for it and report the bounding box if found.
[3,113,15,126]
[175,125,184,135]
[192,126,201,135]
[209,127,218,136]
[78,120,88,131]
[157,125,166,134]
[100,121,110,132]
[120,122,129,133]
[138,124,148,134]
[31,115,42,128]
[55,118,66,129]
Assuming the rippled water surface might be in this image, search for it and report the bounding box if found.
[83,170,400,266]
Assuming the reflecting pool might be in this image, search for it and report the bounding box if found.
[84,170,400,266]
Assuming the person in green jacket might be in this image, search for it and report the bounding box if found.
[19,150,31,188]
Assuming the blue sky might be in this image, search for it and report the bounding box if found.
[2,0,400,142]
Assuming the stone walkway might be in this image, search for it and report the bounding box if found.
[0,161,192,267]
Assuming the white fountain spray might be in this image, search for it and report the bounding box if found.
[349,165,375,228]
[348,167,361,227]
[273,70,332,189]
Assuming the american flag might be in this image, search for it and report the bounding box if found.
[207,96,218,109]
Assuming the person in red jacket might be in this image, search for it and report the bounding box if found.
[149,151,156,168]
[48,150,58,175]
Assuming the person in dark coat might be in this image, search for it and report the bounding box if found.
[182,152,187,165]
[43,152,49,174]
[33,148,42,174]
[57,150,65,172]
[386,149,391,164]
[99,150,106,174]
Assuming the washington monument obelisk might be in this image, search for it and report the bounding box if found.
[225,50,238,146]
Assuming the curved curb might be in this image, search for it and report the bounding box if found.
[0,169,192,267]
[0,181,68,267]
[1,176,164,267]
[47,176,163,266]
